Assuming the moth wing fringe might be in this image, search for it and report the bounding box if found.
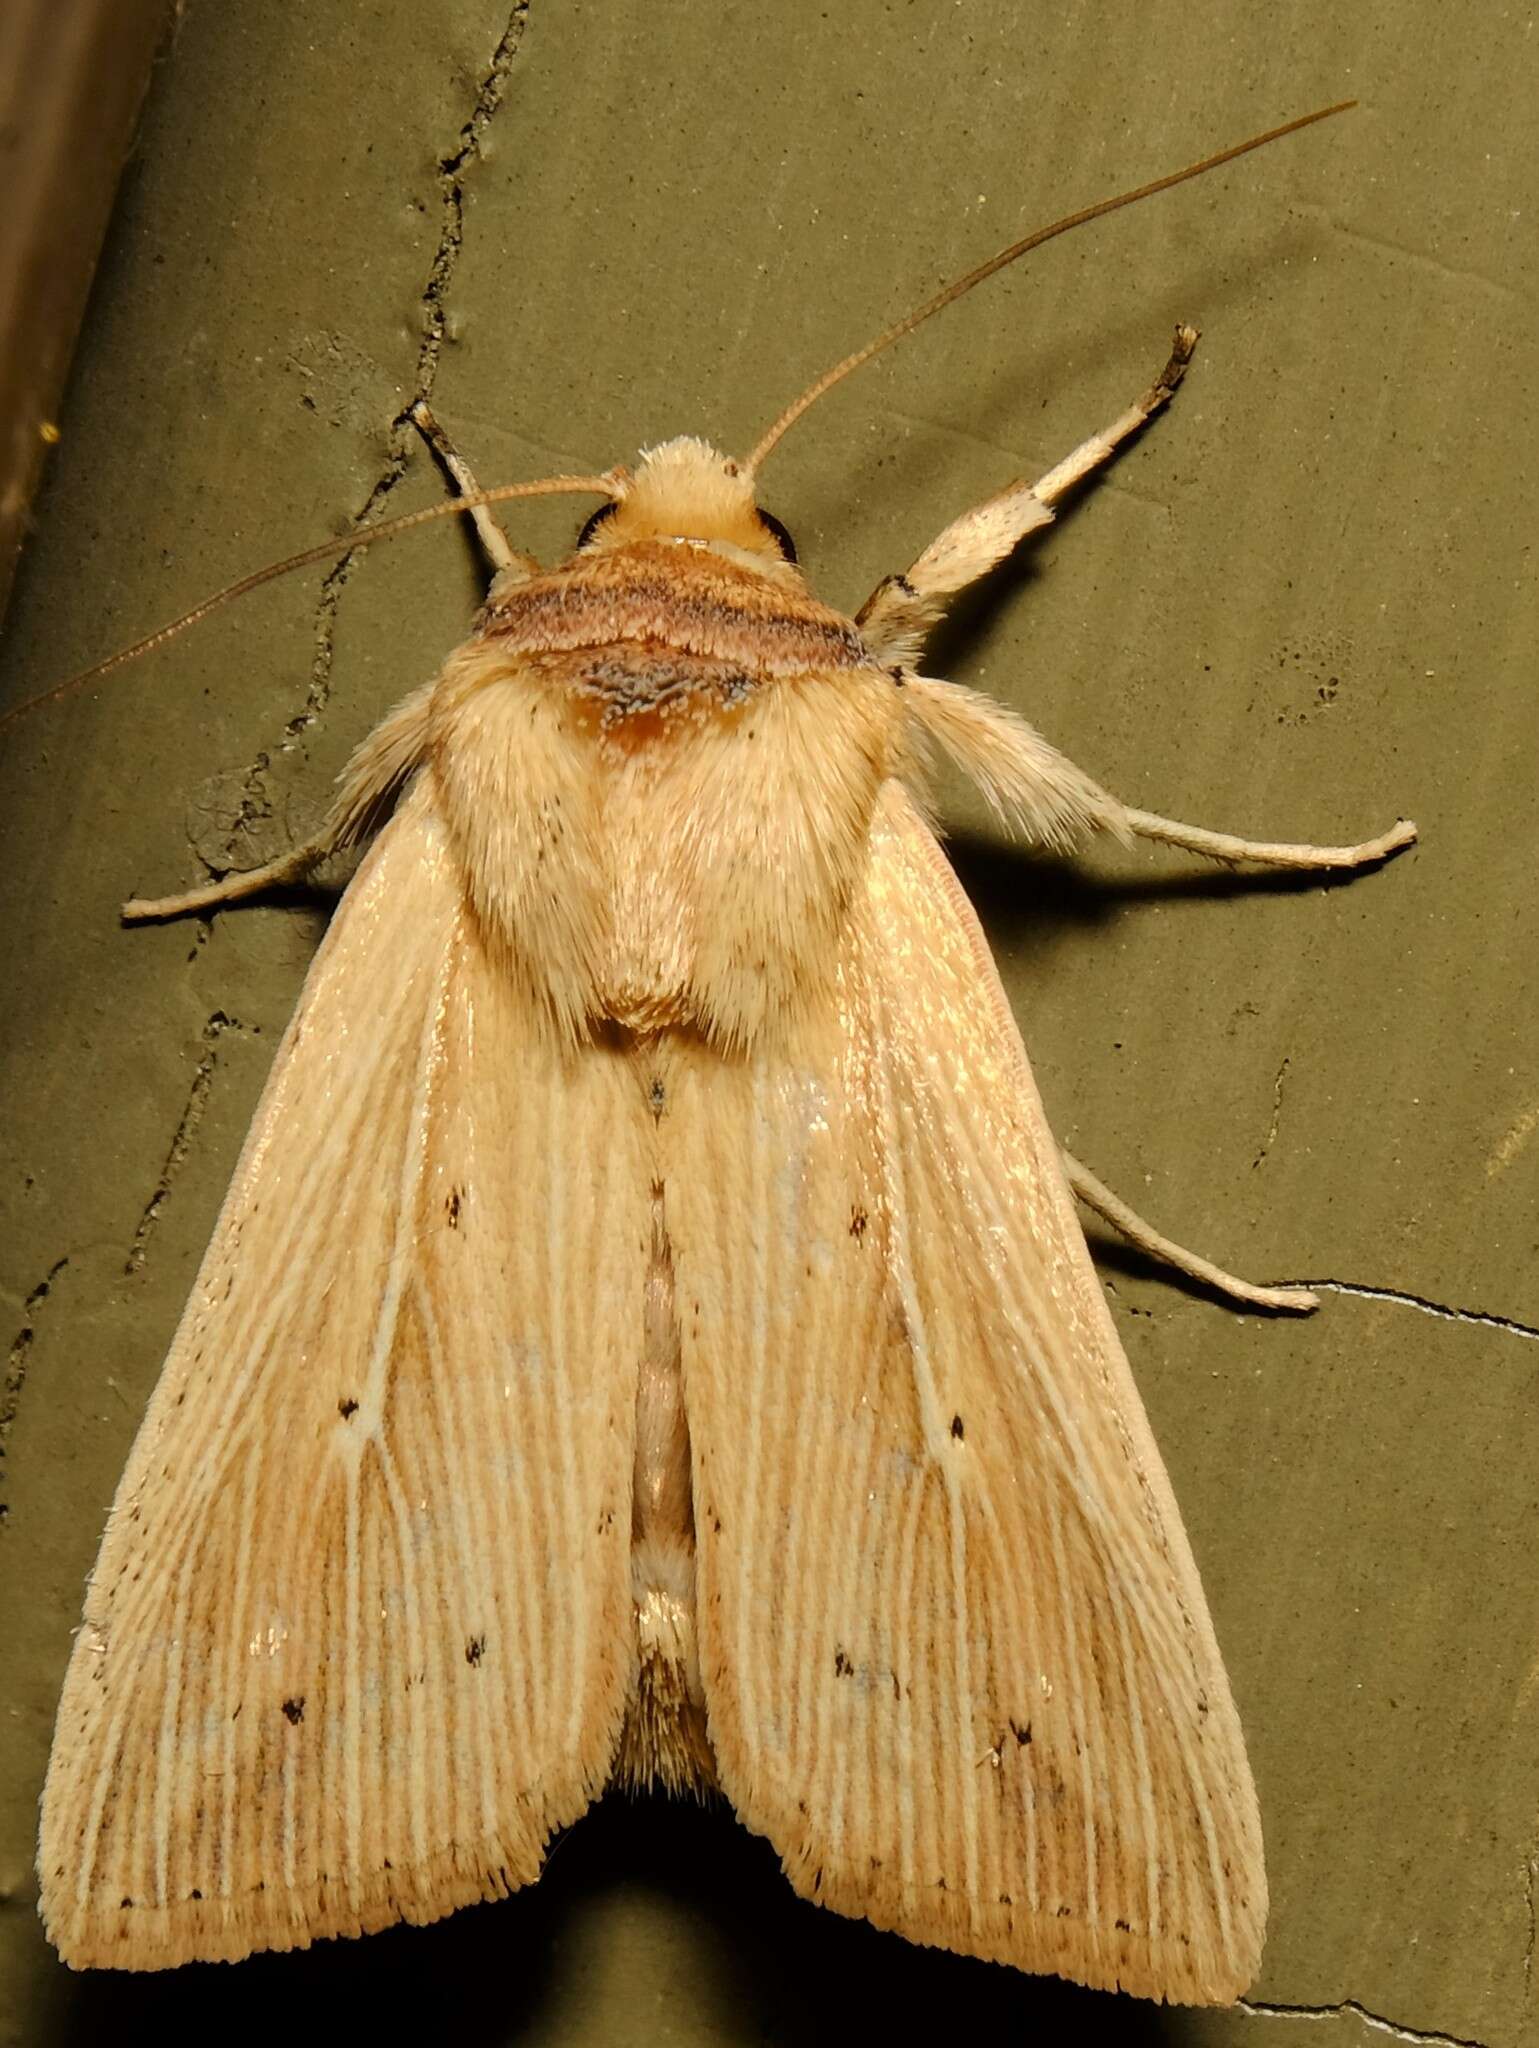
[48,1837,542,1973]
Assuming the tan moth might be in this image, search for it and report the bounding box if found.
[28,104,1416,2002]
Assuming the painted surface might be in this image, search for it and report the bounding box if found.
[0,3,1534,2041]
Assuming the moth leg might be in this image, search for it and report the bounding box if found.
[875,327,1416,869]
[408,399,535,584]
[123,841,332,921]
[1062,1150,1318,1314]
[858,325,1198,664]
[125,679,438,922]
[901,677,1417,870]
[1026,322,1200,511]
[901,672,1130,851]
[1124,807,1418,870]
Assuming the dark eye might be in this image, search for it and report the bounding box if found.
[576,501,618,549]
[758,509,797,563]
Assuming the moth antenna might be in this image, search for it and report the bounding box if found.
[745,100,1356,474]
[0,469,626,734]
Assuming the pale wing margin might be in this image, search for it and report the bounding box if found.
[41,777,650,1969]
[666,780,1265,2004]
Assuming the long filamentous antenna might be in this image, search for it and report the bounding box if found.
[745,101,1355,474]
[2,470,622,734]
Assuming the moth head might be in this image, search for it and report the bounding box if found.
[576,437,797,569]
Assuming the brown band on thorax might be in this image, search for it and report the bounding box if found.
[477,539,867,677]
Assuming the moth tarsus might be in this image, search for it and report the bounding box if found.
[1062,1152,1321,1315]
[39,105,1412,2004]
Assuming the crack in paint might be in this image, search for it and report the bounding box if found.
[1238,1995,1485,2046]
[1252,1052,1290,1170]
[239,6,531,800]
[0,1256,69,1528]
[1290,199,1517,306]
[1523,1839,1538,2011]
[1289,1278,1539,1346]
[123,1013,252,1277]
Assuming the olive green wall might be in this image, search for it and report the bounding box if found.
[1,5,1534,2043]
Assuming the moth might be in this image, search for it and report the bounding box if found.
[33,105,1414,2002]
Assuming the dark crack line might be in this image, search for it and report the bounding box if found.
[1524,1841,1537,2010]
[1285,1278,1539,1346]
[1,1256,70,1527]
[228,749,274,842]
[124,1013,251,1277]
[250,7,530,780]
[1252,1053,1289,1170]
[1238,1996,1484,2046]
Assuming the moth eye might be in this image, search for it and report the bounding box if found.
[576,502,618,549]
[757,509,798,563]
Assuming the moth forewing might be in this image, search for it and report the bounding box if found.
[665,784,1265,2003]
[40,780,651,1968]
